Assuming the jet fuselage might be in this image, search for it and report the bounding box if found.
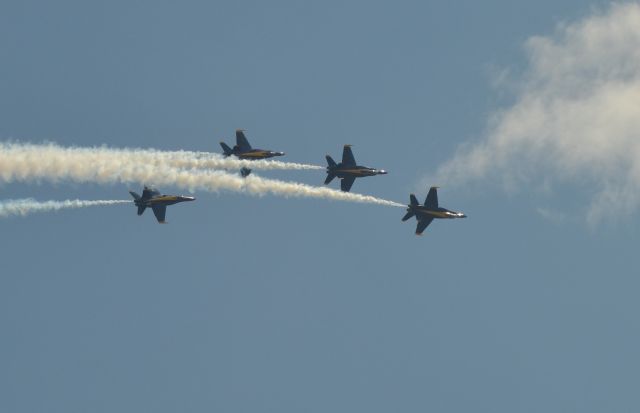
[135,195,196,208]
[408,205,466,220]
[329,164,387,178]
[232,148,285,160]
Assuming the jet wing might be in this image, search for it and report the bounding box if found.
[152,205,167,223]
[142,187,160,200]
[342,145,356,166]
[235,130,252,152]
[425,187,439,208]
[340,176,356,192]
[415,217,434,235]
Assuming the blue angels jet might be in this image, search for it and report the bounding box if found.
[220,129,285,160]
[129,186,195,224]
[402,186,466,235]
[324,145,387,192]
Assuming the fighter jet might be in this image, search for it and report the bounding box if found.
[129,186,195,224]
[402,186,466,235]
[220,129,285,160]
[324,145,387,192]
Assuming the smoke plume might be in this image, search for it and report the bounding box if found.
[0,142,403,208]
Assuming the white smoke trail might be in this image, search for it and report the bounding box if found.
[169,152,324,171]
[0,199,131,218]
[0,142,322,173]
[0,142,403,207]
[181,171,405,207]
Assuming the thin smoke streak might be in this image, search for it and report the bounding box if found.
[0,199,131,218]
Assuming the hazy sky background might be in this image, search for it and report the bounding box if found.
[1,1,639,412]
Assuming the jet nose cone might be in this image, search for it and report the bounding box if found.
[276,152,285,156]
[460,213,467,218]
[184,196,196,201]
[379,170,388,174]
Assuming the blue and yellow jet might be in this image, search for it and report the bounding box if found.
[402,186,466,235]
[220,129,285,160]
[324,145,387,192]
[129,186,195,224]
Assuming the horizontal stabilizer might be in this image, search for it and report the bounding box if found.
[129,191,141,201]
[324,173,336,185]
[326,155,337,168]
[137,205,146,216]
[402,211,415,221]
[409,194,419,206]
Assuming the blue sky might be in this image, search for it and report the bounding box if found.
[2,1,639,412]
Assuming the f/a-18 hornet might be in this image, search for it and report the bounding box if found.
[220,129,285,160]
[324,145,387,192]
[402,186,466,235]
[129,186,195,224]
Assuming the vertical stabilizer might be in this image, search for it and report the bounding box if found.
[402,211,415,221]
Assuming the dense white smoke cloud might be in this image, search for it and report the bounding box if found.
[0,143,403,208]
[0,199,130,218]
[433,3,640,224]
